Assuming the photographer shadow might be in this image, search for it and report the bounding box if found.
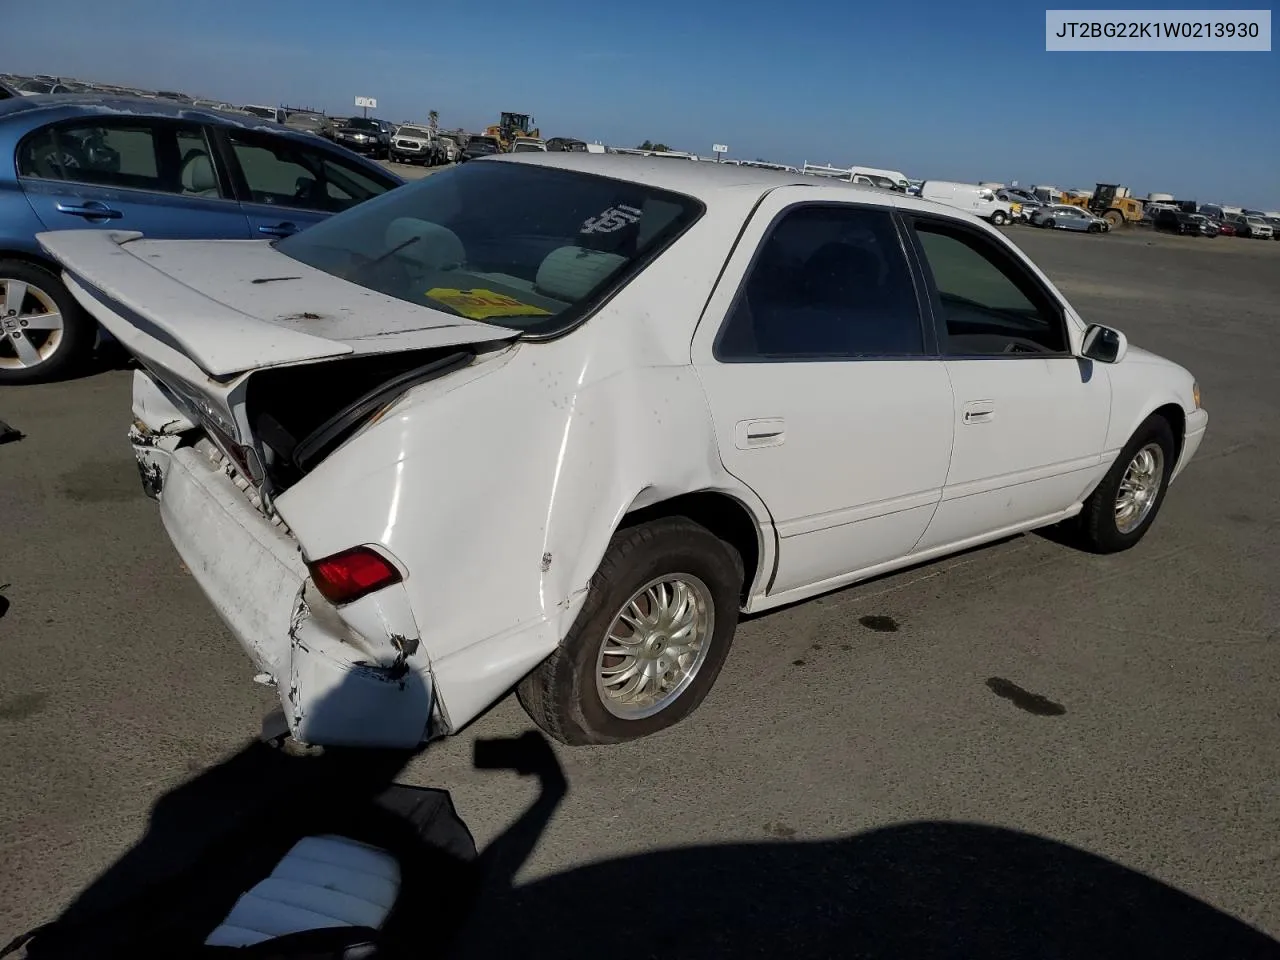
[9,686,1278,960]
[459,730,1280,960]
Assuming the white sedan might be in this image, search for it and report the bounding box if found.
[38,154,1208,749]
[1032,204,1110,232]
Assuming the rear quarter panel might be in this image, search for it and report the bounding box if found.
[271,200,777,722]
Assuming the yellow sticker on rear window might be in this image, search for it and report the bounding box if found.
[426,287,551,321]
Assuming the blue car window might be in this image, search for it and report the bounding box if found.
[17,119,207,196]
[226,130,396,214]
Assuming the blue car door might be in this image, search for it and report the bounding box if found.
[17,117,252,239]
[215,127,399,240]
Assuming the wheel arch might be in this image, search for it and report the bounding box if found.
[0,247,63,275]
[1150,402,1186,465]
[620,489,773,607]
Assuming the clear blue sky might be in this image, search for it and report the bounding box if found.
[5,0,1278,206]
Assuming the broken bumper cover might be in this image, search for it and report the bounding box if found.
[153,444,436,748]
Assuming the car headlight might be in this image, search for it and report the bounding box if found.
[1192,382,1201,409]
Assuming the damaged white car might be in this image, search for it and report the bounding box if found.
[39,153,1207,749]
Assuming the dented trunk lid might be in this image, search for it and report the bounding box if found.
[39,229,516,506]
[36,229,516,378]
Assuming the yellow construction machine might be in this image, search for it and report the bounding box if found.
[483,112,540,152]
[1063,184,1146,227]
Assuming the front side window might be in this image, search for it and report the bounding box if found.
[275,161,702,335]
[226,131,395,212]
[912,220,1068,356]
[716,205,925,361]
[17,119,212,196]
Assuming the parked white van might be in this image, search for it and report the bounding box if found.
[920,181,1017,225]
[850,167,910,191]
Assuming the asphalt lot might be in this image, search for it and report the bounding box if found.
[2,222,1279,951]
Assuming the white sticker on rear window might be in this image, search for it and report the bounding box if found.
[581,204,642,235]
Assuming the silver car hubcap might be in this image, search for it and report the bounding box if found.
[1,278,64,370]
[1115,443,1164,534]
[595,574,714,720]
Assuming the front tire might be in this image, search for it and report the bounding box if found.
[518,517,744,746]
[1073,414,1177,554]
[0,259,95,385]
[990,210,1008,226]
[1044,218,1056,229]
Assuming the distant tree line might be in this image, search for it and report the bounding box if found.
[636,140,671,152]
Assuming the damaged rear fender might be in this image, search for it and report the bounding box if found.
[285,577,435,748]
[272,332,773,731]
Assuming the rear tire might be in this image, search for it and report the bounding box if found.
[0,259,95,385]
[518,517,744,746]
[1071,414,1177,554]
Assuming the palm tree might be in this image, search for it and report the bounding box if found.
[428,110,439,130]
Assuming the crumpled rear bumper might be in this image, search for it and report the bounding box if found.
[142,438,436,748]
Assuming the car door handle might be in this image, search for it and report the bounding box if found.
[962,401,995,424]
[735,418,786,449]
[258,221,298,237]
[55,201,122,220]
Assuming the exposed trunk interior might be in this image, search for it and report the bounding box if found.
[245,347,476,495]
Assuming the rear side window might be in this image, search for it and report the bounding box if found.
[225,130,396,213]
[716,204,925,360]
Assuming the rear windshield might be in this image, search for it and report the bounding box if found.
[275,161,703,336]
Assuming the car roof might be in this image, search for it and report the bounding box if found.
[0,94,404,184]
[0,93,297,136]
[487,152,1001,224]
[489,151,876,200]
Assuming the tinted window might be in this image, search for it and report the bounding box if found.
[716,205,923,361]
[226,131,394,212]
[913,221,1067,356]
[17,119,209,195]
[176,128,223,198]
[275,161,702,335]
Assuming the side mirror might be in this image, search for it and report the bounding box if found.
[1081,323,1128,364]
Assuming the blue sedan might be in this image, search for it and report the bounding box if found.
[0,95,403,383]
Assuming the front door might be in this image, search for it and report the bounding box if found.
[17,118,251,239]
[692,193,954,597]
[903,215,1111,552]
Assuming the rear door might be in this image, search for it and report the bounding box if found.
[214,127,399,239]
[17,117,252,239]
[692,192,955,597]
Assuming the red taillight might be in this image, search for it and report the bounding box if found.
[307,546,402,605]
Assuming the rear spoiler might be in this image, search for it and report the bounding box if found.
[37,230,354,378]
